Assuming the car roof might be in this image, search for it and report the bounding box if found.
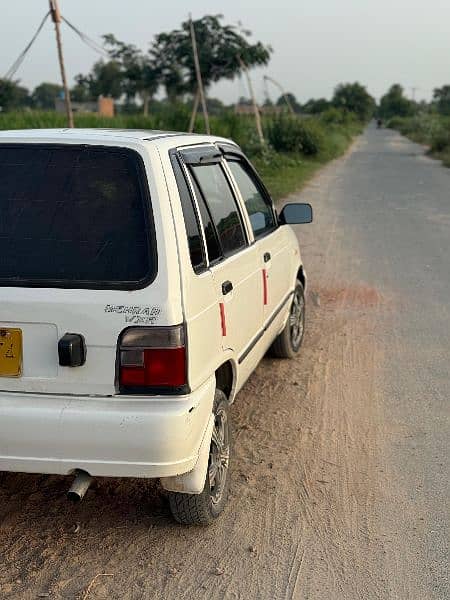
[0,128,237,149]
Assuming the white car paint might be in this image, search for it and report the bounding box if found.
[0,128,306,492]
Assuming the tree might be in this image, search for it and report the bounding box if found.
[433,85,450,116]
[0,79,30,111]
[332,82,375,121]
[275,92,301,113]
[151,15,272,100]
[70,81,92,102]
[32,82,63,109]
[206,97,226,115]
[302,97,330,114]
[74,60,123,102]
[379,84,415,119]
[103,35,160,115]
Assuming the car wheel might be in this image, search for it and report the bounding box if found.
[167,389,231,525]
[270,280,305,359]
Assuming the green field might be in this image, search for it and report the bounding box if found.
[0,109,363,200]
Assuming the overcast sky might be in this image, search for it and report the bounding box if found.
[1,0,447,103]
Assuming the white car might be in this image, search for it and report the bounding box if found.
[0,128,311,524]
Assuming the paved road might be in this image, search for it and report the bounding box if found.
[0,126,448,599]
[295,125,449,599]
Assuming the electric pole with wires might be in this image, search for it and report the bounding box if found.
[49,0,73,127]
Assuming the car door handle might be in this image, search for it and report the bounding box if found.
[222,280,233,295]
[263,252,271,263]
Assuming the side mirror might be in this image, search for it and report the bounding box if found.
[279,203,313,225]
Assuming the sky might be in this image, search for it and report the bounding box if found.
[1,0,448,104]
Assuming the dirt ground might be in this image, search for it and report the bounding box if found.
[0,128,448,599]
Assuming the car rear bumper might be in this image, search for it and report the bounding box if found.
[0,377,215,478]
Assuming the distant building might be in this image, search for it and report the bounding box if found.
[55,96,114,117]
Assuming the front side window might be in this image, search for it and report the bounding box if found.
[227,160,276,238]
[191,163,246,257]
[0,144,155,288]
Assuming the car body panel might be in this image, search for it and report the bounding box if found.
[0,129,305,481]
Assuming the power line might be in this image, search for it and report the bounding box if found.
[3,10,108,84]
[49,0,73,127]
[61,16,109,58]
[4,10,51,80]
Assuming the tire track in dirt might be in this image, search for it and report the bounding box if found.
[0,135,425,600]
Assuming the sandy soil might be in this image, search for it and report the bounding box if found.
[0,128,447,599]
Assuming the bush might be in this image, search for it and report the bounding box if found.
[267,116,326,155]
[431,128,450,153]
[387,116,406,131]
[320,107,355,126]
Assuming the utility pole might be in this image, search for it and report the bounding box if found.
[49,0,74,127]
[189,15,210,134]
[238,56,264,145]
[188,88,200,133]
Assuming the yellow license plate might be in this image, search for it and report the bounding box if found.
[0,328,23,377]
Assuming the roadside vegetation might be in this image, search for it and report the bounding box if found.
[0,107,364,200]
[387,114,450,167]
[381,84,450,168]
[0,14,372,199]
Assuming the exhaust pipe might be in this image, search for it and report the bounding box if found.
[67,470,92,502]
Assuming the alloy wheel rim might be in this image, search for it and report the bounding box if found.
[289,289,305,349]
[208,407,230,504]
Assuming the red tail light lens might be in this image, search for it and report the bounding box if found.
[118,326,187,393]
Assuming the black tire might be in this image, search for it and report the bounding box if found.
[270,280,305,359]
[167,389,231,525]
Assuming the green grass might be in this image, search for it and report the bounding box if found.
[0,109,362,200]
[254,156,322,200]
[255,122,362,200]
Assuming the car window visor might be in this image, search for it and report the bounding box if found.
[179,147,222,165]
[216,142,244,159]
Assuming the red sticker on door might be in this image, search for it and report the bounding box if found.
[219,302,227,336]
[262,269,268,306]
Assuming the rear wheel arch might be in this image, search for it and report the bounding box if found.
[215,360,236,402]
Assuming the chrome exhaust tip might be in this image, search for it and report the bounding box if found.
[67,470,92,502]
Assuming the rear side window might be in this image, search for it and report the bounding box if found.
[0,144,155,289]
[191,163,246,257]
[170,154,206,272]
[190,176,222,263]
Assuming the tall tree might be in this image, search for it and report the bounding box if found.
[151,15,272,100]
[74,60,123,102]
[433,85,450,116]
[32,82,63,109]
[379,84,415,119]
[103,34,160,115]
[332,82,375,121]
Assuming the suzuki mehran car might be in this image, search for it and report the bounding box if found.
[0,129,311,524]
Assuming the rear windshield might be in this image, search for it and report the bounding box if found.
[0,144,155,289]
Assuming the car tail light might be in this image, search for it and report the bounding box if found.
[118,325,187,394]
